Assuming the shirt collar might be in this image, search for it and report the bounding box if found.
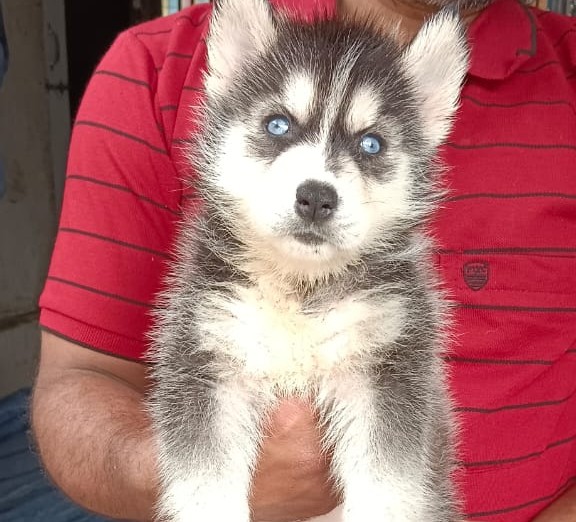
[271,0,537,81]
[467,0,538,80]
[270,0,336,20]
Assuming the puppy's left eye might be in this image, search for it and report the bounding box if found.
[266,115,290,136]
[360,134,383,155]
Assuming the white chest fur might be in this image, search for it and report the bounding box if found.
[196,283,406,393]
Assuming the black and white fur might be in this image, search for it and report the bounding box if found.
[148,1,469,520]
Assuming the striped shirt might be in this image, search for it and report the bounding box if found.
[39,0,576,519]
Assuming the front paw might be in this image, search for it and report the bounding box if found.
[164,505,250,522]
[343,505,412,522]
[342,490,425,522]
[158,479,250,522]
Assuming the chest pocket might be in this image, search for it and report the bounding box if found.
[437,251,576,357]
[435,251,576,474]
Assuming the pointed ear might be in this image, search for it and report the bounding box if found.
[205,0,277,96]
[402,10,469,149]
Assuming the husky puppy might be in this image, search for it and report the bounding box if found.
[148,0,469,520]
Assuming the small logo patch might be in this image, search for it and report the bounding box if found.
[463,261,489,291]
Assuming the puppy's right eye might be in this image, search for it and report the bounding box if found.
[360,133,383,155]
[266,115,290,136]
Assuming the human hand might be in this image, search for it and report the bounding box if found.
[250,399,340,522]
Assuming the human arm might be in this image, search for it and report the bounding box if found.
[31,331,339,521]
[31,331,158,520]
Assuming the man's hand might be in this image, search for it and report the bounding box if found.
[32,332,338,521]
[251,400,340,522]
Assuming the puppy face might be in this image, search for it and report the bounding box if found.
[195,1,468,276]
[211,69,417,269]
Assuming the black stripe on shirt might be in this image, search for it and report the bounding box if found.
[446,349,576,367]
[446,191,576,202]
[439,246,576,255]
[462,94,576,117]
[445,355,553,366]
[173,13,209,28]
[94,70,151,88]
[59,227,171,259]
[67,175,180,216]
[132,13,208,37]
[47,276,152,308]
[155,52,196,72]
[165,51,195,60]
[553,28,576,48]
[457,391,575,414]
[516,3,537,57]
[462,433,576,468]
[75,121,168,155]
[517,60,560,73]
[459,304,576,313]
[447,141,576,151]
[155,51,197,72]
[133,28,173,37]
[466,475,576,518]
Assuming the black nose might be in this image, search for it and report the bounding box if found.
[295,181,339,223]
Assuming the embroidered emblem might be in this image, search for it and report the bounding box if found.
[463,261,489,291]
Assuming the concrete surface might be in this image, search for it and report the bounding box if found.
[0,0,65,397]
[0,321,39,397]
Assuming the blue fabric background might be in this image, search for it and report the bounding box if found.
[0,390,110,522]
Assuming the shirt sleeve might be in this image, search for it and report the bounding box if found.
[39,30,183,361]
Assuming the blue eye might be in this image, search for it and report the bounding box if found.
[360,134,382,155]
[266,115,290,136]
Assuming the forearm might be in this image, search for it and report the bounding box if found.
[31,370,158,521]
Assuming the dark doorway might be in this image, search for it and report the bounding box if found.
[64,0,162,119]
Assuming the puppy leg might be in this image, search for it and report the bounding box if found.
[153,379,269,522]
[320,374,456,522]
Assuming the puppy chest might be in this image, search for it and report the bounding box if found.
[197,287,405,386]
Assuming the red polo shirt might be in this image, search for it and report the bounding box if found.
[39,1,576,519]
